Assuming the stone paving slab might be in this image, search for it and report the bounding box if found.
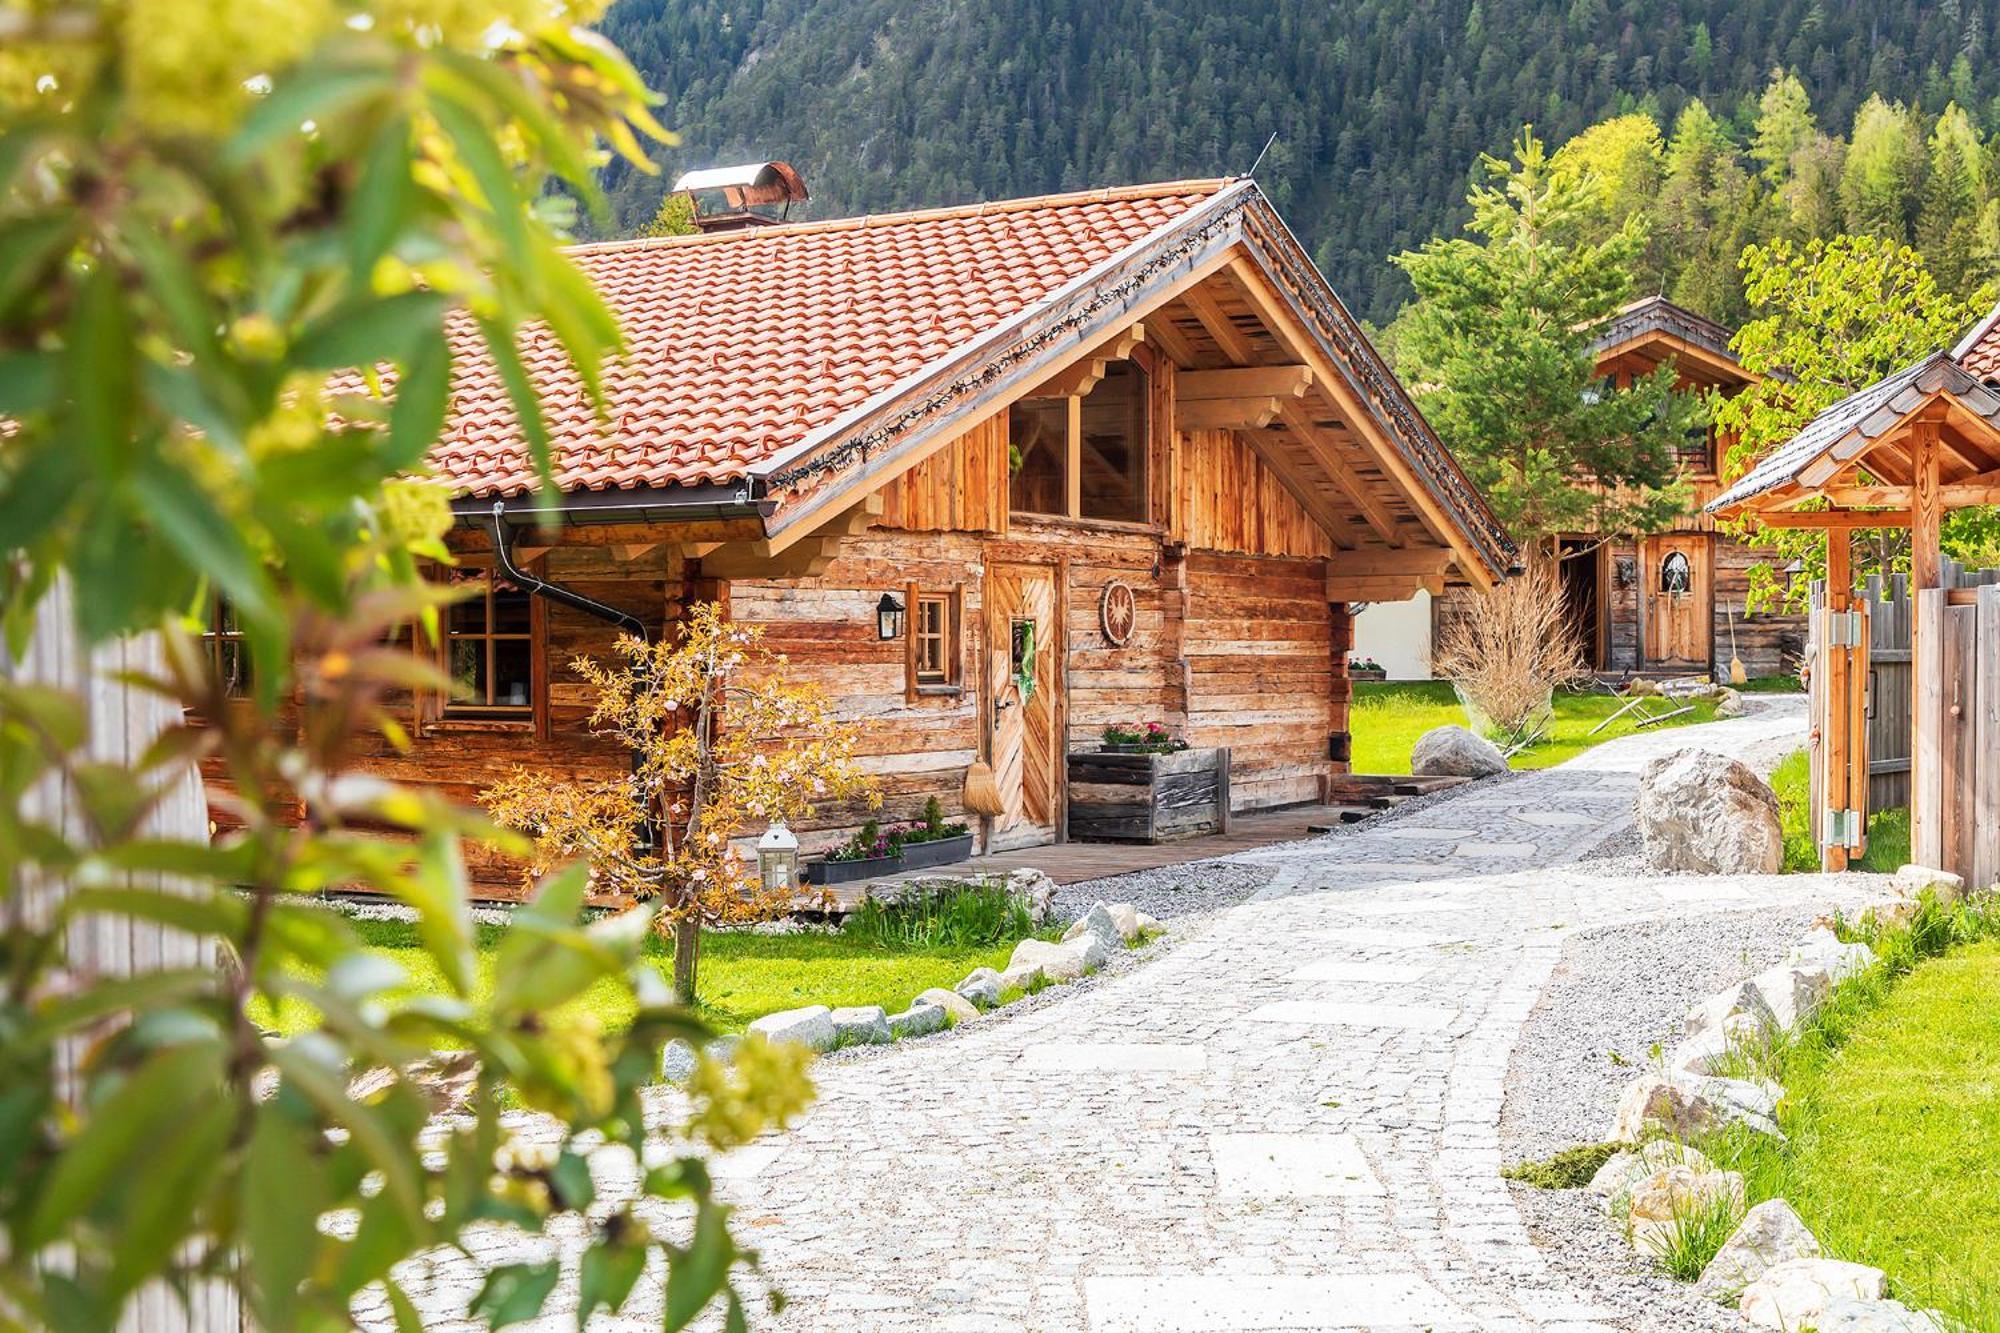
[373,698,1892,1331]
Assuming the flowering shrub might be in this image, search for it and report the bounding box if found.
[485,604,878,1000]
[825,818,898,863]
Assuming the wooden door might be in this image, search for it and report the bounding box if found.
[1642,534,1713,668]
[985,563,1061,851]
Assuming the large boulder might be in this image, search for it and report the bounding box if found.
[1746,959,1834,1033]
[748,1005,836,1052]
[1696,1199,1822,1303]
[1064,902,1126,957]
[1411,725,1509,778]
[1064,900,1146,945]
[1608,1071,1782,1143]
[955,967,1004,1009]
[1740,1259,1887,1330]
[1636,748,1783,873]
[1789,929,1875,984]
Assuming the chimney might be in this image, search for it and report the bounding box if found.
[670,161,810,233]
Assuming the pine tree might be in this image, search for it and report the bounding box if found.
[1392,130,1697,554]
[1841,94,1927,240]
[1916,102,1991,298]
[1750,69,1816,188]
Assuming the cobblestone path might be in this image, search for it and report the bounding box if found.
[393,699,1882,1331]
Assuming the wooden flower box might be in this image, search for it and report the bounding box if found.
[1066,746,1230,844]
[1348,666,1388,682]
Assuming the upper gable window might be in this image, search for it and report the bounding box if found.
[1079,361,1147,522]
[1008,358,1150,523]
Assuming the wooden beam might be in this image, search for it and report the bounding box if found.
[1146,308,1202,366]
[1325,574,1440,600]
[1220,256,1483,574]
[1753,510,1913,530]
[1028,323,1147,398]
[1824,476,2000,509]
[1276,397,1405,548]
[1329,547,1454,579]
[1176,396,1284,431]
[1178,365,1312,400]
[1911,416,1943,594]
[758,492,885,558]
[1181,283,1261,364]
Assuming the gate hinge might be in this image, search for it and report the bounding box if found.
[1823,808,1861,847]
[1825,611,1865,648]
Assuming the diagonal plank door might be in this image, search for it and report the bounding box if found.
[986,564,1061,851]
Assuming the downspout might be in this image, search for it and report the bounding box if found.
[489,502,649,643]
[488,502,657,854]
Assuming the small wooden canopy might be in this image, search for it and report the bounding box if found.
[1707,352,2000,529]
[1590,295,1755,393]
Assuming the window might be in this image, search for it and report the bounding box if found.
[1008,396,1069,516]
[443,571,536,719]
[905,587,962,696]
[201,594,253,699]
[1008,357,1150,522]
[1080,361,1147,521]
[1660,551,1693,594]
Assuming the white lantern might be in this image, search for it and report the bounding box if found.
[756,820,800,893]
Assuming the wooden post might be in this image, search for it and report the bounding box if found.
[1976,585,2000,889]
[1821,533,1852,871]
[1911,417,1943,867]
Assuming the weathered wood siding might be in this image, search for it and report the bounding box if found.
[875,414,1010,534]
[1177,427,1337,560]
[1183,550,1337,810]
[1712,535,1806,679]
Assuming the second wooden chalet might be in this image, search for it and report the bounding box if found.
[367,174,1513,890]
[1376,297,1809,682]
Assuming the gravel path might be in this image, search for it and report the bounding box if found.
[375,693,1903,1332]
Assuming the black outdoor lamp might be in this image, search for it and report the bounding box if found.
[876,592,905,640]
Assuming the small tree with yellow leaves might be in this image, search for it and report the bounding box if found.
[486,603,877,1002]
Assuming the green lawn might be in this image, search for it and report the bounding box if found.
[1769,748,1910,873]
[1737,673,1806,693]
[1349,681,1717,774]
[257,917,1020,1038]
[1716,938,2000,1327]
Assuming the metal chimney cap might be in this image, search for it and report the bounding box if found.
[670,161,809,207]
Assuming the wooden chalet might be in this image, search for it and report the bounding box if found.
[342,176,1514,894]
[1423,297,1807,680]
[1709,304,2000,878]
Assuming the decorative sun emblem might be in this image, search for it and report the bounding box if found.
[1100,581,1137,646]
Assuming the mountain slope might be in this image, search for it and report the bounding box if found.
[596,0,2000,322]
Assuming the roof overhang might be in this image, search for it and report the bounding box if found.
[1707,353,2000,523]
[744,182,1517,584]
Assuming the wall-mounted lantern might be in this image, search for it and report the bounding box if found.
[756,820,799,894]
[876,592,905,641]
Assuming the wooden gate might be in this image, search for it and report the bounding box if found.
[1913,583,2000,886]
[1811,559,2000,816]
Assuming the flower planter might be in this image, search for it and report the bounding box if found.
[804,852,902,886]
[1066,746,1229,844]
[894,831,975,870]
[1349,667,1388,682]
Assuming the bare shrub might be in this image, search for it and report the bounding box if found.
[1433,565,1591,749]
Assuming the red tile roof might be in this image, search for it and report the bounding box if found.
[435,182,1227,498]
[1957,306,2000,378]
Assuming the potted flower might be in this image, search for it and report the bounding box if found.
[1347,656,1388,682]
[1100,720,1190,754]
[804,818,903,885]
[890,796,975,870]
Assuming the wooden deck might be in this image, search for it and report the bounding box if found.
[811,803,1353,910]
